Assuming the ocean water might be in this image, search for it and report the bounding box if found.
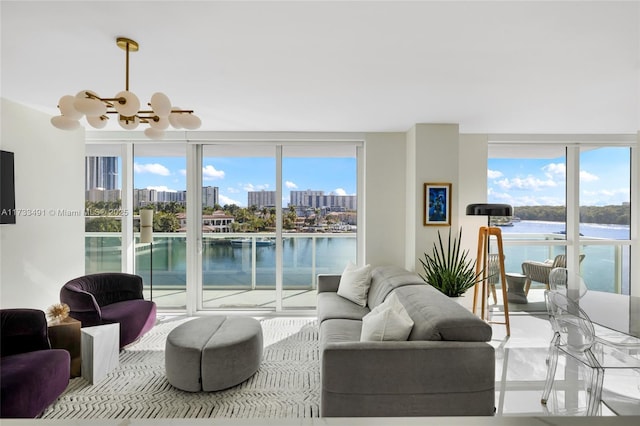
[90,220,631,294]
[497,221,630,294]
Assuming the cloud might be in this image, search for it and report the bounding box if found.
[203,165,225,180]
[487,169,503,179]
[179,169,186,176]
[543,163,565,178]
[227,187,240,194]
[146,185,177,193]
[134,163,170,176]
[334,188,347,196]
[285,181,298,189]
[495,175,557,191]
[580,170,599,182]
[243,183,270,192]
[219,194,243,206]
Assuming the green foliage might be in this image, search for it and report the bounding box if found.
[514,205,630,226]
[85,216,121,232]
[154,212,180,232]
[418,228,483,297]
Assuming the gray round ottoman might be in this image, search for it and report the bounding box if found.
[165,316,263,392]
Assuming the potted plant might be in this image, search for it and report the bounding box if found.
[418,227,484,298]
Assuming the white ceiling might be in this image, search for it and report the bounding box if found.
[1,0,639,134]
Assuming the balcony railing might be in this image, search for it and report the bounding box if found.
[86,231,630,299]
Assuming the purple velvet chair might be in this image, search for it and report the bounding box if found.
[1,308,70,418]
[60,273,157,348]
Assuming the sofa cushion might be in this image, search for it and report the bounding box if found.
[366,265,426,309]
[101,299,157,348]
[317,292,370,324]
[361,293,414,341]
[1,349,70,418]
[395,285,492,342]
[337,262,372,307]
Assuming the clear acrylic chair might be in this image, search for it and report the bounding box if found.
[541,290,640,416]
[548,269,640,350]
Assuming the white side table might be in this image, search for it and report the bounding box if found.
[81,323,120,384]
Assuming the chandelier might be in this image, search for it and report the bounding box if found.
[51,37,201,139]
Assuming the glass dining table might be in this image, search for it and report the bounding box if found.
[579,291,640,339]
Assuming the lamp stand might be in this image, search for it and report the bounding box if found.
[472,225,510,336]
[149,242,153,301]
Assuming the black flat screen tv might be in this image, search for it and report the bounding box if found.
[1,150,16,224]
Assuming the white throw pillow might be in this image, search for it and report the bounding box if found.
[337,262,372,307]
[360,293,414,341]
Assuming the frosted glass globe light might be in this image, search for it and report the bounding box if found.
[149,116,169,130]
[144,127,166,140]
[168,108,183,129]
[150,92,172,117]
[87,115,108,129]
[73,90,107,116]
[178,113,202,130]
[118,115,140,130]
[51,115,81,130]
[113,90,140,116]
[58,95,83,119]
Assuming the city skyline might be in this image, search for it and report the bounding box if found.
[133,156,357,208]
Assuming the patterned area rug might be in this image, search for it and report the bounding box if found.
[41,317,320,419]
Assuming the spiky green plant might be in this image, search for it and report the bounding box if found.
[418,228,484,297]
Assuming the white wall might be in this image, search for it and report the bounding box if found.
[0,98,85,310]
[406,124,460,273]
[363,132,406,267]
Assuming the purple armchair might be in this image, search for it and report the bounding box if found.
[1,309,70,418]
[60,273,156,348]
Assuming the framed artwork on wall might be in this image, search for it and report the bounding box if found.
[424,183,451,226]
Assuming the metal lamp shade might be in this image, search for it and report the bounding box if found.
[466,203,513,217]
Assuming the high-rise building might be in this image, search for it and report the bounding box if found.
[202,186,219,208]
[248,190,276,209]
[85,157,118,190]
[290,190,324,207]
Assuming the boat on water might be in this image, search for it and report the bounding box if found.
[230,238,276,247]
[490,217,514,227]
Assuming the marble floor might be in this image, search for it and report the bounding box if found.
[490,311,640,417]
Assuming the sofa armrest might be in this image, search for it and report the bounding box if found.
[322,340,494,395]
[317,274,341,293]
[60,286,102,324]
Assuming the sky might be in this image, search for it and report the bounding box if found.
[488,147,631,207]
[133,156,357,207]
[130,147,630,208]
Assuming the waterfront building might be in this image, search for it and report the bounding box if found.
[203,186,218,208]
[176,211,234,232]
[248,190,276,209]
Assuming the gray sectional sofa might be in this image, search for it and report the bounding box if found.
[317,265,495,417]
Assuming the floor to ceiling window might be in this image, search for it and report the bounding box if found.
[197,142,359,311]
[84,145,123,274]
[133,143,187,309]
[488,143,632,295]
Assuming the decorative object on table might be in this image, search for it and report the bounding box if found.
[466,203,513,336]
[423,183,451,226]
[418,227,484,298]
[50,37,201,139]
[46,303,70,324]
[140,208,154,301]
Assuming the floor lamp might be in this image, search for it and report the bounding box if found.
[466,203,513,336]
[140,209,154,301]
